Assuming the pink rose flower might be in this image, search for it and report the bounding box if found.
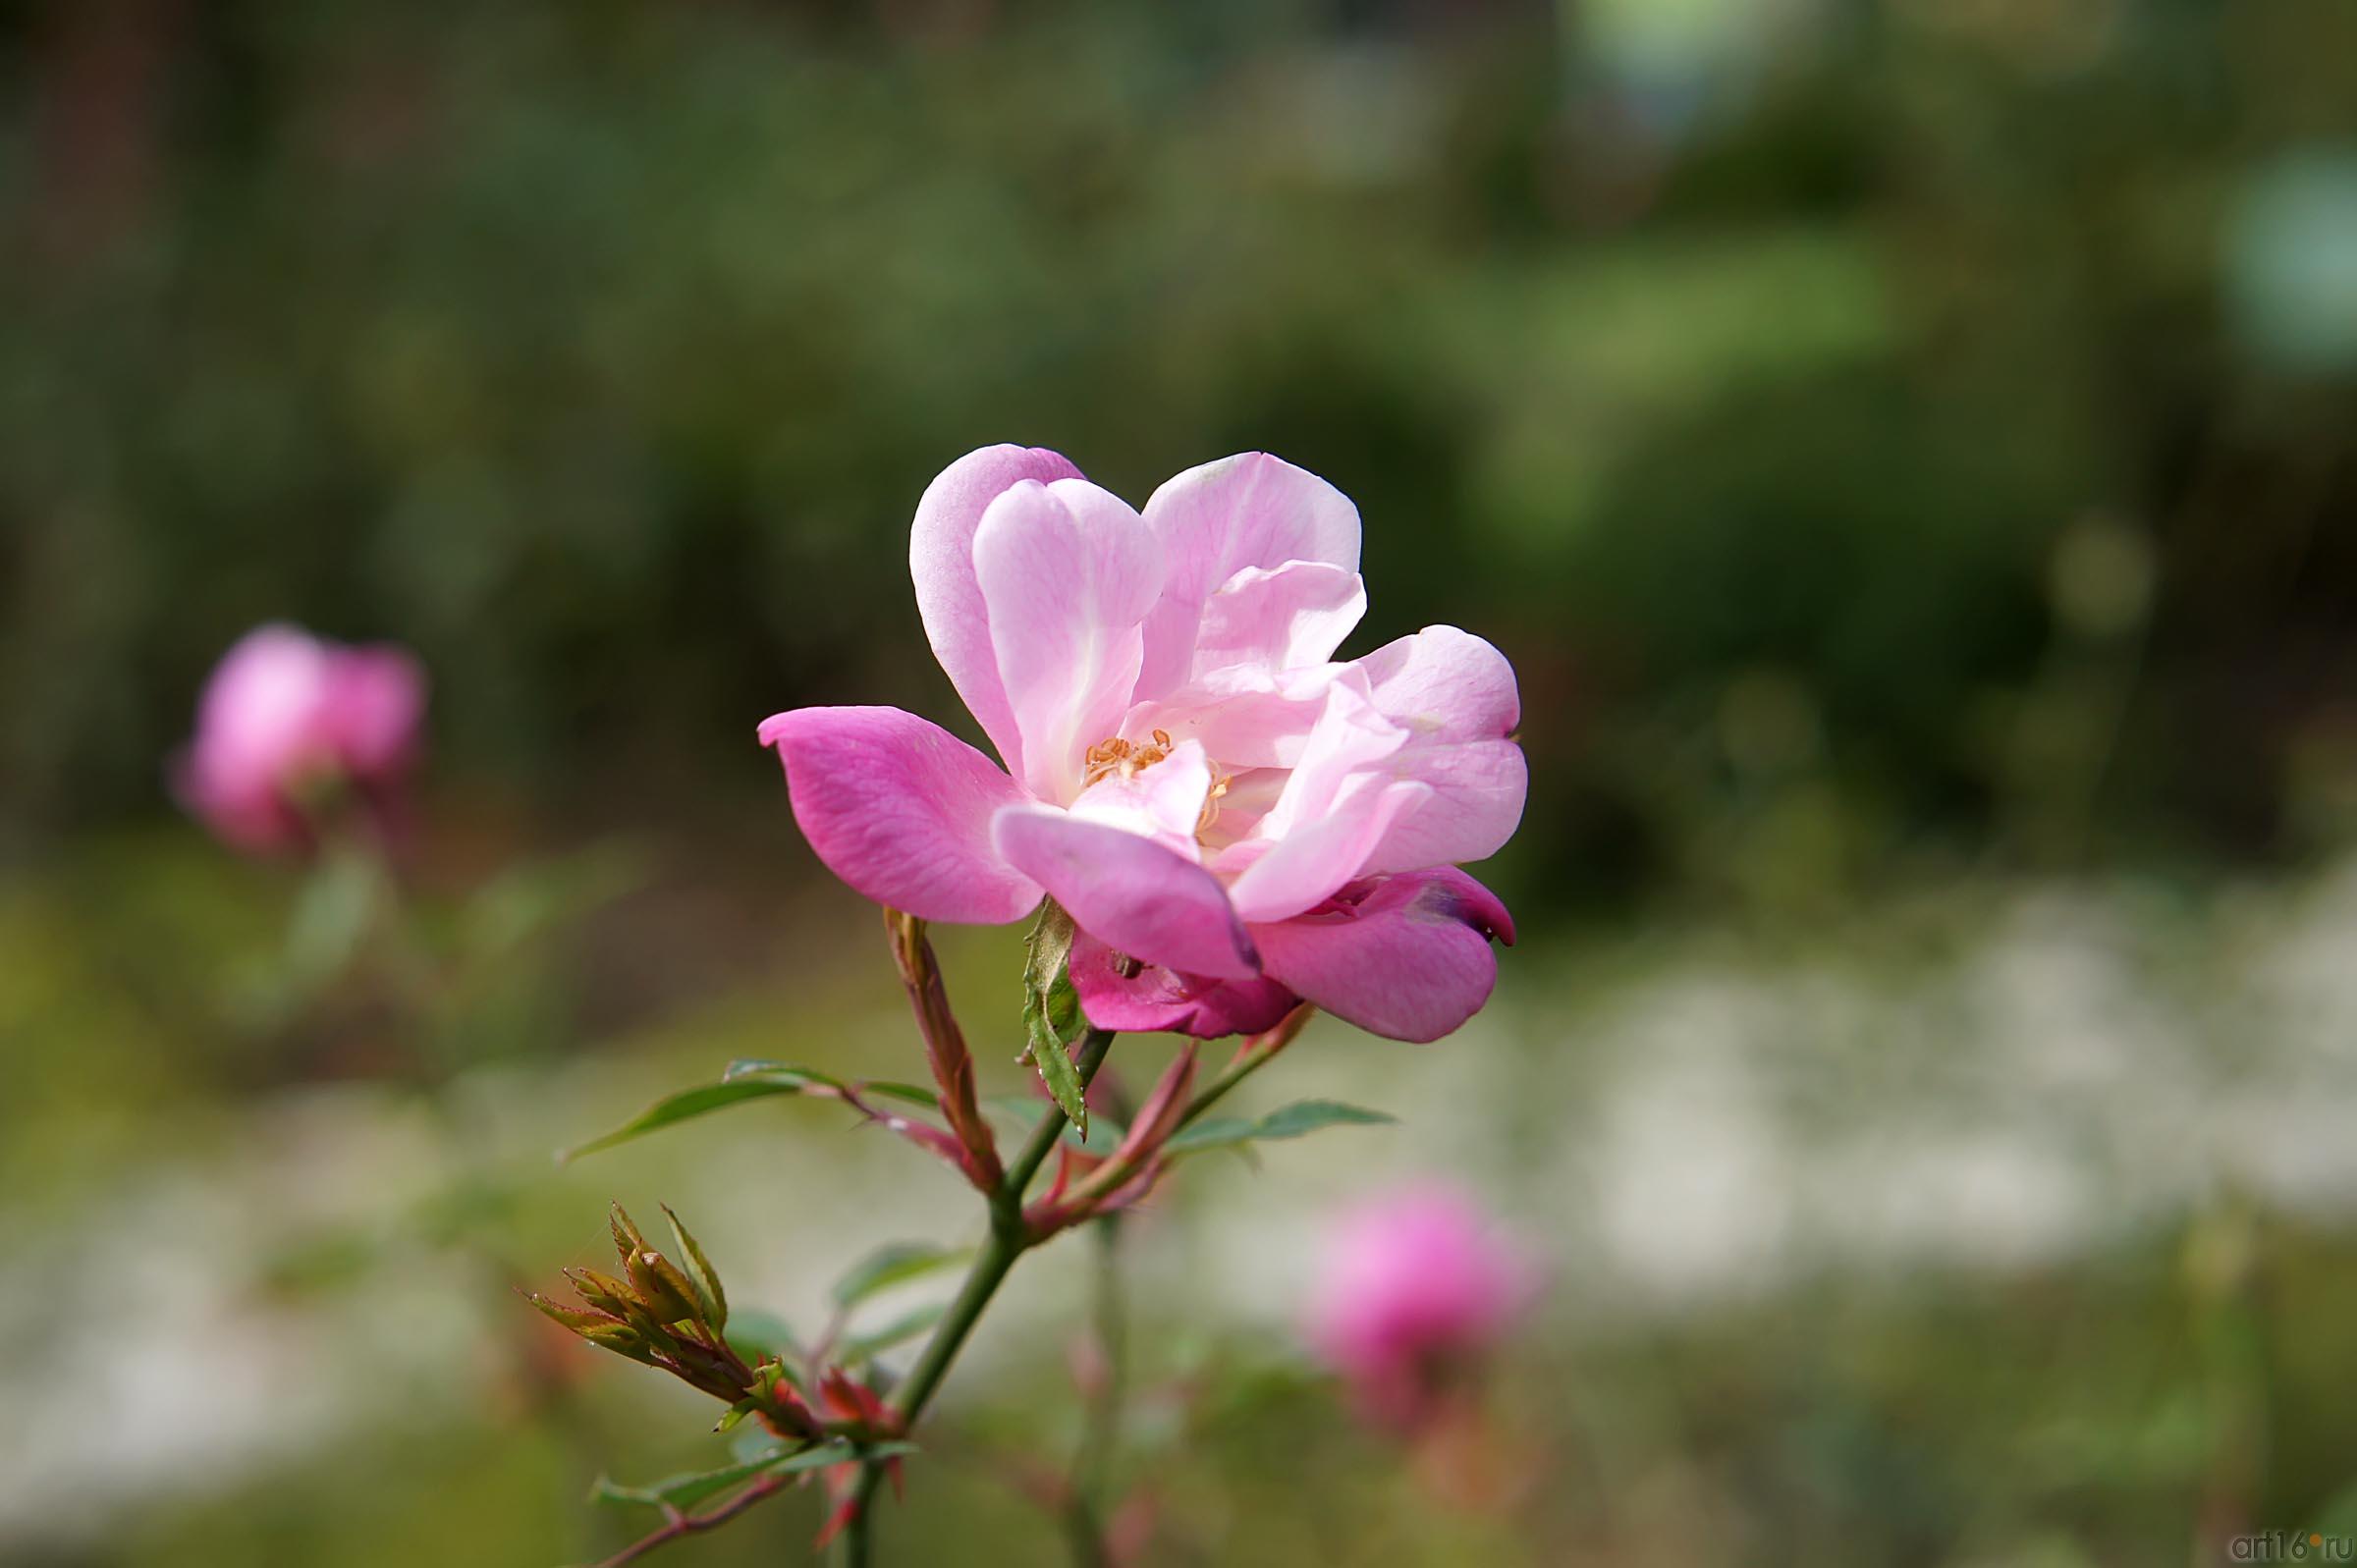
[759,447,1525,1042]
[1305,1184,1541,1430]
[178,623,426,852]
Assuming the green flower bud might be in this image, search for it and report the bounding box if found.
[627,1247,703,1328]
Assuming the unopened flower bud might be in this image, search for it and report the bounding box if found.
[522,1291,618,1335]
[627,1247,703,1328]
[564,1268,635,1320]
[660,1204,729,1332]
[609,1204,653,1269]
[578,1321,657,1363]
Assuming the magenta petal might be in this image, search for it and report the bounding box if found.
[1069,931,1300,1038]
[759,706,1043,924]
[1254,868,1514,1043]
[992,803,1261,980]
[909,445,1085,775]
[324,645,427,776]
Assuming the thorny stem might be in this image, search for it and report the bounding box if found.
[842,1028,1119,1565]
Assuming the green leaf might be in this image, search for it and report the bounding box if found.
[559,1067,841,1162]
[590,1454,793,1512]
[1043,966,1083,1042]
[1254,1100,1398,1139]
[1165,1100,1397,1155]
[768,1438,920,1474]
[1026,1021,1089,1138]
[1163,1114,1255,1153]
[840,1301,947,1360]
[1019,900,1092,1134]
[590,1440,921,1512]
[722,1058,849,1087]
[661,1204,728,1331]
[982,1093,1124,1154]
[831,1241,969,1311]
[859,1080,941,1109]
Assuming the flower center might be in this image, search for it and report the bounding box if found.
[1083,729,1232,838]
[1082,729,1173,786]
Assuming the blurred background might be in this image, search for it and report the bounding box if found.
[7,0,2357,1562]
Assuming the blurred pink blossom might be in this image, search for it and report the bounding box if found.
[1305,1184,1541,1430]
[759,447,1524,1042]
[178,623,426,852]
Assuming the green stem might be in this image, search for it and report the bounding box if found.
[1053,1009,1306,1223]
[841,1029,1117,1565]
[1061,1217,1125,1567]
[1172,1031,1285,1135]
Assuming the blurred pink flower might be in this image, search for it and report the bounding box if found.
[1305,1184,1541,1429]
[178,623,426,852]
[759,447,1524,1042]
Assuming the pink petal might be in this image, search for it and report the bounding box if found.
[973,478,1165,802]
[1225,778,1430,924]
[190,625,333,792]
[1068,738,1213,860]
[1245,676,1407,845]
[1254,868,1514,1043]
[324,645,427,777]
[992,803,1260,980]
[1134,454,1361,704]
[1190,561,1366,679]
[1353,624,1519,740]
[1121,664,1334,772]
[1306,1184,1541,1419]
[909,445,1085,775]
[1069,931,1300,1038]
[759,706,1043,924]
[1347,627,1528,875]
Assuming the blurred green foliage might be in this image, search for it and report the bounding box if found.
[6,0,2355,916]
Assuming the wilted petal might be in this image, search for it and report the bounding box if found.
[1069,931,1300,1038]
[1135,454,1361,703]
[759,706,1043,923]
[1191,560,1366,679]
[910,445,1086,774]
[1346,627,1527,874]
[974,478,1165,801]
[993,803,1260,979]
[1254,868,1514,1043]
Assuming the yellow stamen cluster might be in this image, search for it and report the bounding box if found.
[1083,729,1174,786]
[1083,728,1233,838]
